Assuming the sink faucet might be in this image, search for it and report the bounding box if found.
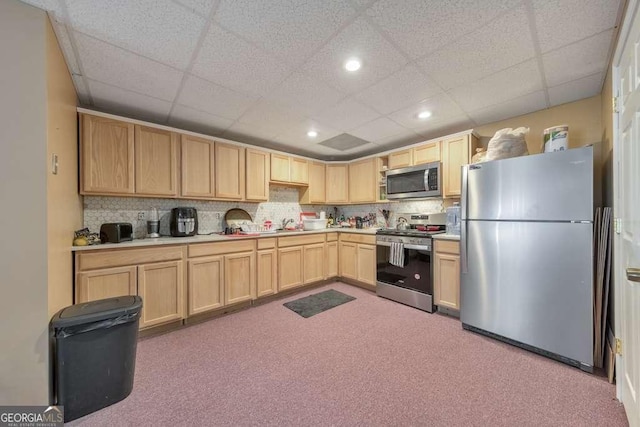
[282,218,295,229]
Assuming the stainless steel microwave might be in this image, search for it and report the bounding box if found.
[385,161,441,199]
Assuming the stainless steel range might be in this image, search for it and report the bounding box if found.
[376,213,446,312]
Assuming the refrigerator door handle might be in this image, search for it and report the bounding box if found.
[461,165,468,220]
[461,220,468,274]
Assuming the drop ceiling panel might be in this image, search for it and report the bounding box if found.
[66,0,205,69]
[533,0,621,53]
[74,32,184,101]
[237,100,308,138]
[413,114,475,140]
[173,0,216,17]
[191,25,291,97]
[177,75,258,120]
[418,6,535,90]
[312,98,380,131]
[168,104,234,135]
[273,119,342,147]
[548,73,604,107]
[87,79,173,123]
[543,30,613,87]
[214,0,357,65]
[354,65,442,115]
[50,23,81,75]
[467,90,548,125]
[223,121,280,142]
[71,74,91,105]
[448,59,543,112]
[388,93,466,129]
[302,17,408,94]
[349,117,410,142]
[366,0,521,58]
[266,72,346,117]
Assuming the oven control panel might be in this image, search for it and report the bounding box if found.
[376,235,432,249]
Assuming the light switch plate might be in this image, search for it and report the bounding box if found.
[51,153,58,175]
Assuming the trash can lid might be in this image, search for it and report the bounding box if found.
[51,295,143,328]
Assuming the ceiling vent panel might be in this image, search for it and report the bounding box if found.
[318,133,371,151]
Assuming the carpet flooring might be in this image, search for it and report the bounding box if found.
[70,282,627,426]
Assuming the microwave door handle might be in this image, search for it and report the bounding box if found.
[424,169,429,191]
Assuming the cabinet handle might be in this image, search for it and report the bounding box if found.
[627,268,640,283]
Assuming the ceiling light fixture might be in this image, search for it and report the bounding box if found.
[307,130,318,138]
[418,111,432,119]
[344,58,361,72]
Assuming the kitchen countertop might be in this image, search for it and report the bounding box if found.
[432,233,461,241]
[73,227,379,251]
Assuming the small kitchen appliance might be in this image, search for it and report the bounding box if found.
[146,207,160,238]
[170,207,198,237]
[100,223,133,243]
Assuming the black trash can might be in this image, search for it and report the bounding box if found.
[51,295,142,422]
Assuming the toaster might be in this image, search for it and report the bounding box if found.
[170,207,198,237]
[100,223,133,243]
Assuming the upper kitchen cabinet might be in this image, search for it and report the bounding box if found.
[246,148,270,201]
[413,141,441,165]
[215,142,245,199]
[135,126,179,197]
[299,161,325,204]
[181,134,215,199]
[349,158,377,203]
[270,154,309,185]
[326,164,349,204]
[388,149,412,169]
[80,114,135,195]
[442,134,478,198]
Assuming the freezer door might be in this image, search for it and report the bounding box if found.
[462,146,593,221]
[460,220,593,366]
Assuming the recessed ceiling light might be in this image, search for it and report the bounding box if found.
[418,111,432,119]
[344,58,361,72]
[307,130,318,138]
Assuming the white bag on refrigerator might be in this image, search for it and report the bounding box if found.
[484,127,529,162]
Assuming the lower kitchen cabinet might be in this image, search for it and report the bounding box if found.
[339,242,357,280]
[434,240,460,311]
[137,260,185,329]
[339,233,376,287]
[76,266,137,303]
[225,251,255,304]
[356,244,376,286]
[257,249,277,298]
[326,240,338,278]
[188,256,224,316]
[303,243,325,284]
[278,246,304,291]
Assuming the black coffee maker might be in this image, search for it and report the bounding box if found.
[170,207,198,237]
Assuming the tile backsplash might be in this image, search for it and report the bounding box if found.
[83,186,445,238]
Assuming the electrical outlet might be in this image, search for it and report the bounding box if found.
[138,212,145,220]
[216,213,221,219]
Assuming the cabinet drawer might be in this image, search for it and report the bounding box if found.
[189,240,256,258]
[326,232,338,242]
[339,233,375,245]
[278,234,325,247]
[77,245,185,271]
[435,240,460,255]
[257,237,277,249]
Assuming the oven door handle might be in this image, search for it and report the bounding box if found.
[376,242,430,251]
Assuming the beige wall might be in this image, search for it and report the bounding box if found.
[46,18,82,317]
[601,67,614,207]
[0,0,49,404]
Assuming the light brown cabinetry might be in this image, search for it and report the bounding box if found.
[349,158,377,203]
[215,142,245,199]
[388,149,412,169]
[339,241,357,280]
[356,244,376,286]
[339,233,376,286]
[188,256,224,315]
[326,164,349,203]
[278,246,304,291]
[413,141,441,165]
[224,251,255,304]
[181,135,215,198]
[326,235,338,278]
[300,161,325,204]
[270,153,290,182]
[80,114,135,195]
[76,266,137,303]
[290,157,309,184]
[442,134,478,198]
[246,148,270,201]
[303,243,325,284]
[278,234,326,290]
[134,126,179,197]
[257,249,277,298]
[434,240,460,311]
[137,260,184,329]
[270,154,308,185]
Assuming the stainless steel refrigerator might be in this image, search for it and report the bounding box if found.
[460,146,594,372]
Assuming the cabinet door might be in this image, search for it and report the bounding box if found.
[257,249,277,298]
[326,164,349,203]
[442,135,469,198]
[278,246,303,290]
[270,153,290,182]
[413,141,441,165]
[215,142,245,199]
[326,241,338,278]
[357,244,376,286]
[138,260,184,329]
[135,126,178,196]
[290,157,309,184]
[246,149,270,201]
[349,158,377,203]
[181,134,215,198]
[434,252,460,310]
[388,149,412,169]
[339,242,357,280]
[81,114,135,195]
[309,162,326,203]
[303,243,325,284]
[188,256,224,315]
[76,266,137,303]
[225,251,255,305]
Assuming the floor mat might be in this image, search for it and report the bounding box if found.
[283,289,356,318]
